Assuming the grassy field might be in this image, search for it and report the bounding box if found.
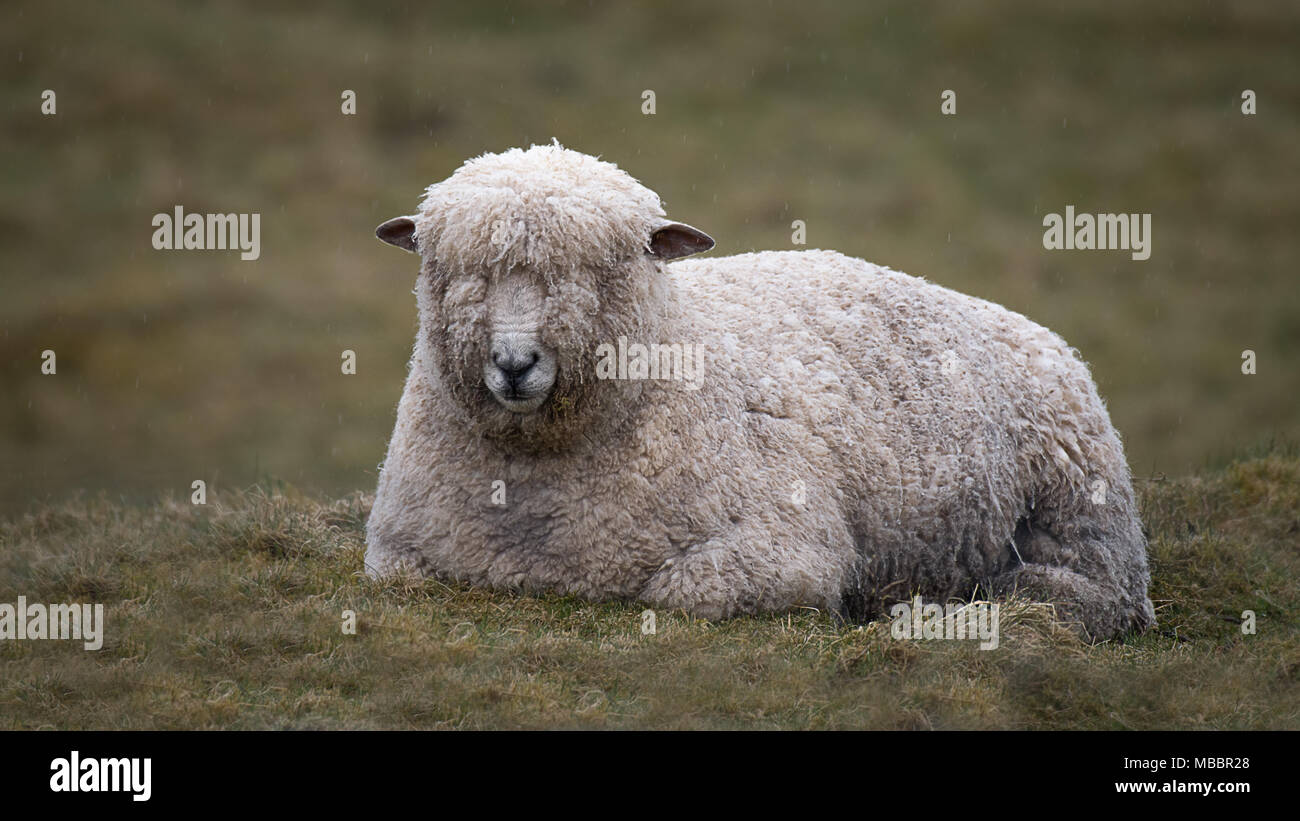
[2,0,1298,513]
[1,445,1296,730]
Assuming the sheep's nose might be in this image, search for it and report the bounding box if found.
[492,347,540,384]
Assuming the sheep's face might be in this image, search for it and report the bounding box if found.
[376,215,713,439]
[478,272,559,414]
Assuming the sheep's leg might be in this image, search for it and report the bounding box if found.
[638,521,851,620]
[638,548,746,620]
[991,514,1155,641]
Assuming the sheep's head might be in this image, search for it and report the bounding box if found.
[375,144,713,447]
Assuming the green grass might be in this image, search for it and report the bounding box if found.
[3,0,1299,513]
[2,446,1296,730]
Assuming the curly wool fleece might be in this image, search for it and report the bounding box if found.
[365,143,1155,641]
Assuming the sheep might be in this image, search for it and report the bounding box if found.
[364,142,1156,642]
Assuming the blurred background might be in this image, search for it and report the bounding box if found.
[3,0,1297,514]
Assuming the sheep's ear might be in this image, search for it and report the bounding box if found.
[648,222,714,260]
[376,216,419,253]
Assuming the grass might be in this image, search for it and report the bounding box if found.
[2,445,1296,730]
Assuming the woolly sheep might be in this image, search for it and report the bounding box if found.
[365,143,1155,641]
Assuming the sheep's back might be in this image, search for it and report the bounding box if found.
[668,250,1113,552]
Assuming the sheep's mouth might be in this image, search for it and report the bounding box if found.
[491,387,550,414]
[484,374,554,414]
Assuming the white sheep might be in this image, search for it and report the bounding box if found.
[365,143,1155,641]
